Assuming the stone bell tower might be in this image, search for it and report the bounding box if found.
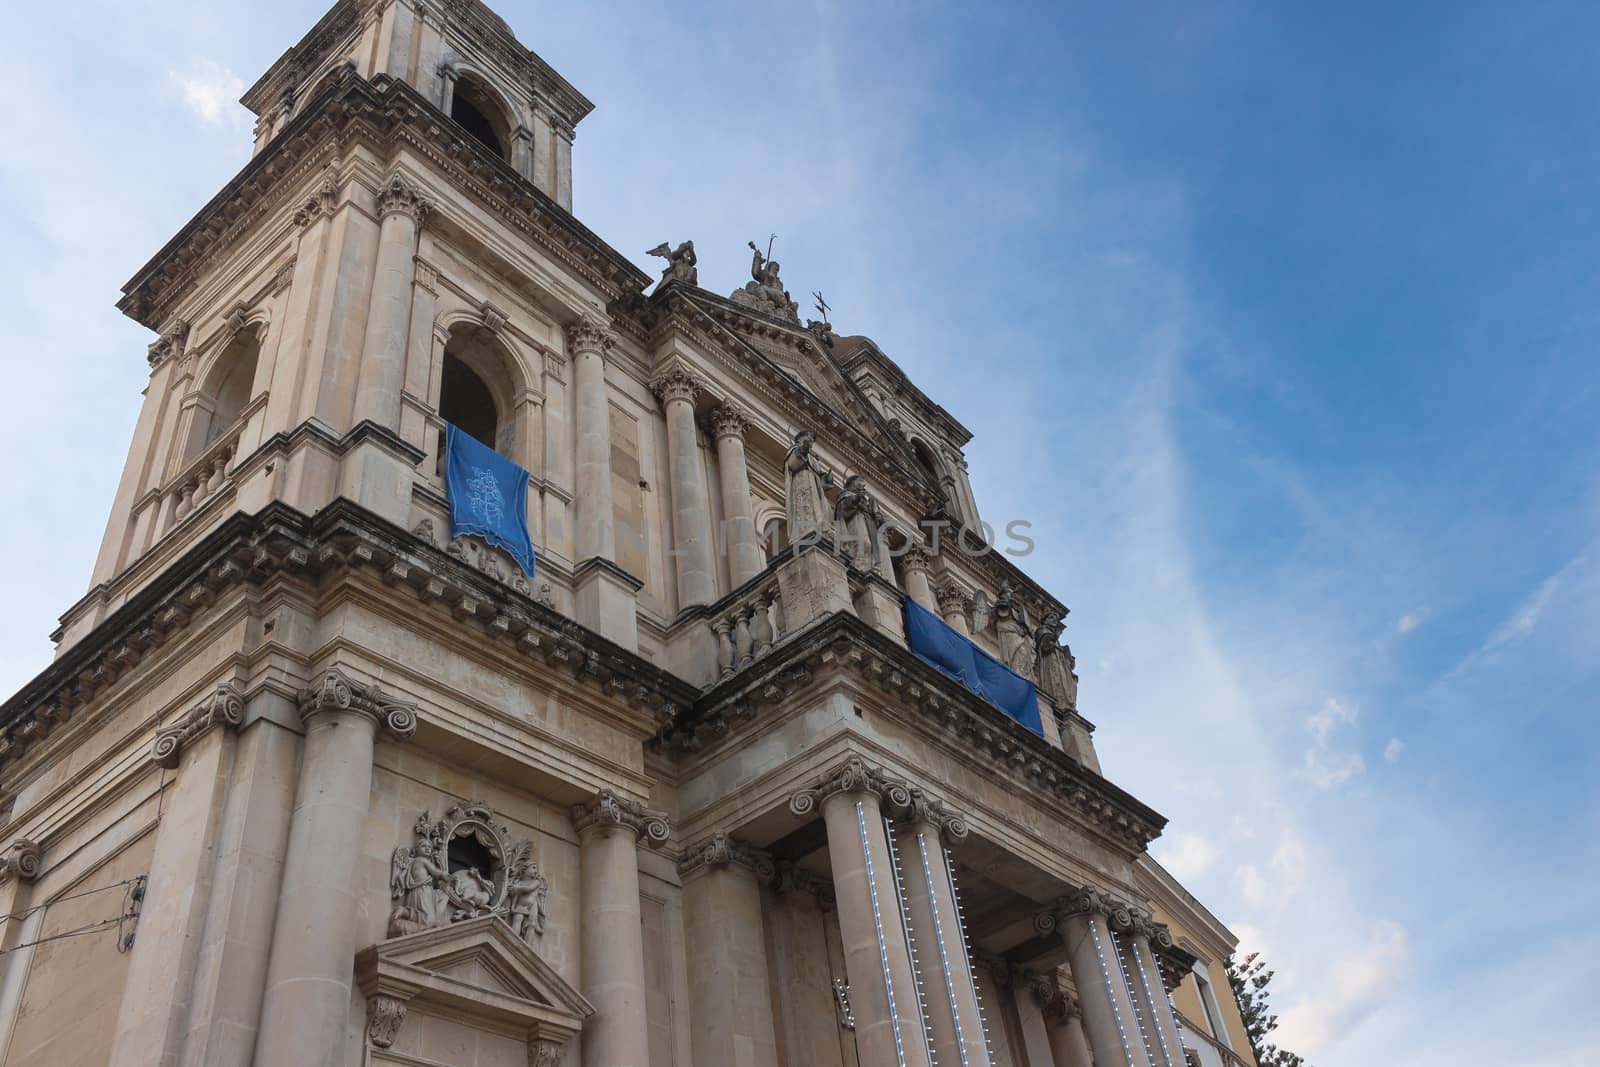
[0,2,1256,1067]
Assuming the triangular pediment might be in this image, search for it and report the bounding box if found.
[358,915,594,1026]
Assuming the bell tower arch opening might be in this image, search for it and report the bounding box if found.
[449,73,512,162]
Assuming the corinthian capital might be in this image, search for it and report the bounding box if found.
[900,543,931,574]
[710,403,750,440]
[650,364,702,407]
[676,831,776,881]
[298,668,418,741]
[788,755,912,816]
[565,314,617,357]
[376,174,433,224]
[150,682,245,768]
[0,838,41,884]
[570,788,670,847]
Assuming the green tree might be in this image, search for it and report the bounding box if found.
[1225,952,1309,1067]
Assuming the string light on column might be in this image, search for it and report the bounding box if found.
[1088,918,1136,1065]
[916,830,970,1067]
[1112,931,1158,1065]
[944,847,996,1061]
[885,817,938,1066]
[857,801,909,1067]
[1128,936,1175,1066]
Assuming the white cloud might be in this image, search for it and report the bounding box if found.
[1301,697,1366,789]
[1157,832,1219,881]
[1306,696,1357,745]
[1396,611,1423,633]
[1275,920,1409,1055]
[170,61,245,127]
[1384,737,1404,763]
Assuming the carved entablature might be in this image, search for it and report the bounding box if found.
[387,803,548,945]
[300,668,419,740]
[0,839,42,884]
[676,831,776,882]
[788,755,912,816]
[150,682,244,768]
[569,789,670,847]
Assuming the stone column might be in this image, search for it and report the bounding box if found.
[653,366,717,608]
[571,790,669,1067]
[1040,892,1153,1067]
[0,839,43,1062]
[680,834,781,1067]
[900,546,939,614]
[437,63,458,113]
[793,758,932,1067]
[254,671,418,1067]
[569,316,617,563]
[712,403,765,587]
[935,583,972,636]
[896,794,991,1067]
[107,685,246,1067]
[1034,976,1094,1067]
[1121,918,1187,1067]
[355,175,431,428]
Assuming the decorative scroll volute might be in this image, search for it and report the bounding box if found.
[150,682,244,768]
[788,755,911,816]
[676,831,776,882]
[300,668,418,740]
[0,839,42,884]
[569,788,670,848]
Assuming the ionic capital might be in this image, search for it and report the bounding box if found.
[150,682,244,768]
[1035,886,1139,937]
[565,314,616,358]
[298,668,418,741]
[788,755,913,817]
[710,403,751,441]
[676,831,775,881]
[376,174,433,225]
[570,788,670,847]
[897,788,970,842]
[651,364,702,407]
[1031,973,1082,1025]
[0,838,41,884]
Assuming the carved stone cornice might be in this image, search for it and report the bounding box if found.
[299,668,419,740]
[570,789,670,847]
[710,403,750,441]
[676,831,775,881]
[0,839,41,884]
[788,755,911,817]
[650,364,701,407]
[375,173,433,225]
[566,315,617,357]
[150,682,244,768]
[896,788,970,842]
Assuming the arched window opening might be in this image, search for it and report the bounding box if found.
[910,436,963,522]
[450,77,510,160]
[762,517,788,561]
[435,323,521,475]
[440,354,499,450]
[192,327,262,459]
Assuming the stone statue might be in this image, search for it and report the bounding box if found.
[1034,612,1079,710]
[505,859,549,943]
[449,866,495,919]
[388,839,450,937]
[731,240,800,321]
[833,474,884,574]
[993,584,1036,678]
[646,240,697,285]
[784,430,833,545]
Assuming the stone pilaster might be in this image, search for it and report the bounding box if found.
[354,174,431,428]
[570,790,668,1067]
[1038,891,1154,1067]
[792,758,933,1067]
[568,315,617,563]
[711,403,765,587]
[653,366,717,608]
[254,670,417,1067]
[679,833,780,1067]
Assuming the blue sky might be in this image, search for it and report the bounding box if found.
[2,2,1597,1063]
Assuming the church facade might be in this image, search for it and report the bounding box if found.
[0,3,1257,1067]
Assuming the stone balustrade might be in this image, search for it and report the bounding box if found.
[712,570,784,676]
[166,425,242,526]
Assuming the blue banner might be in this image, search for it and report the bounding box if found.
[903,599,1043,736]
[444,423,537,579]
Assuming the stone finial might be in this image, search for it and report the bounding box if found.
[650,365,701,407]
[570,788,670,848]
[0,838,42,884]
[298,668,418,740]
[788,755,912,816]
[676,831,776,881]
[710,403,750,440]
[565,314,616,356]
[376,173,433,224]
[150,682,245,768]
[366,995,407,1049]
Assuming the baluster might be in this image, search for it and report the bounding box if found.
[206,453,225,493]
[177,480,198,517]
[714,618,735,676]
[750,593,774,656]
[734,609,754,666]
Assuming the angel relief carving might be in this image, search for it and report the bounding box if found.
[388,803,548,945]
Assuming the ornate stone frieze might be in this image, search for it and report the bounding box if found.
[375,173,433,224]
[676,831,775,881]
[710,402,750,440]
[788,755,912,816]
[0,839,42,884]
[565,314,616,356]
[366,994,407,1049]
[150,682,244,768]
[388,803,547,944]
[569,789,670,847]
[299,668,419,740]
[650,364,701,407]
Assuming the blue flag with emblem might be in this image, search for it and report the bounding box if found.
[444,423,536,579]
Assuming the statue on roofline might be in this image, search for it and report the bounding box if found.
[834,474,885,574]
[731,239,800,321]
[646,240,698,285]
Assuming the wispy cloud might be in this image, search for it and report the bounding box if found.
[1157,832,1219,881]
[1383,737,1404,763]
[169,60,244,128]
[1276,920,1409,1055]
[1301,697,1366,789]
[1396,611,1423,634]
